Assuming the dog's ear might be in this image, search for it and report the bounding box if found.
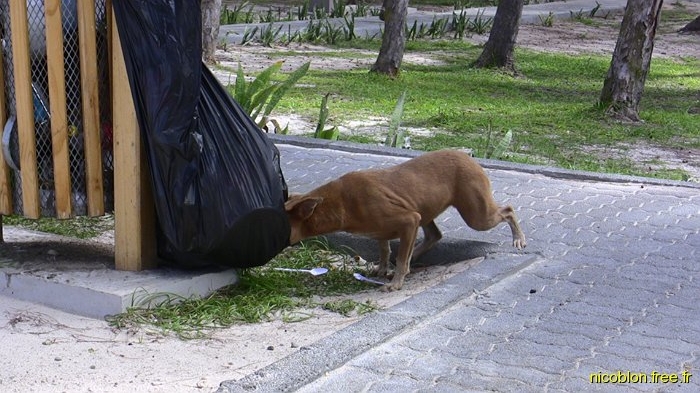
[285,196,323,220]
[284,194,308,211]
[286,193,303,201]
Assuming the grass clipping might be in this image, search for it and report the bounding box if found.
[107,240,379,339]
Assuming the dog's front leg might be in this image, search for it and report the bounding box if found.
[384,213,421,291]
[374,240,391,277]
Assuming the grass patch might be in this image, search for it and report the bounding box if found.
[273,40,699,179]
[107,239,380,339]
[2,214,114,239]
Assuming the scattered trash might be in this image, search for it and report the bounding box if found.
[353,273,385,285]
[273,267,328,276]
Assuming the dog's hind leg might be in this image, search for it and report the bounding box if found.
[498,205,527,249]
[411,221,442,262]
[457,199,527,249]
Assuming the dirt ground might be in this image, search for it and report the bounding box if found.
[215,1,700,181]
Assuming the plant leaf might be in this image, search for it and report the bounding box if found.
[248,61,283,98]
[315,93,331,138]
[491,129,513,160]
[263,62,310,118]
[250,84,280,120]
[234,63,248,111]
[385,91,407,147]
[318,126,339,140]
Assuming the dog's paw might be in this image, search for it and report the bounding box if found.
[371,266,390,277]
[513,237,527,249]
[381,284,399,292]
[382,279,404,292]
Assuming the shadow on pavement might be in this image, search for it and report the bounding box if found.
[324,232,498,267]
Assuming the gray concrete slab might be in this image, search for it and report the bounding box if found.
[0,227,238,319]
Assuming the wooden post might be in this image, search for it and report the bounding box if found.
[77,0,105,216]
[44,0,73,219]
[9,0,41,218]
[111,10,157,271]
[0,26,12,215]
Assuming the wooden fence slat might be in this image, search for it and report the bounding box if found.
[44,0,72,219]
[0,40,12,215]
[77,0,104,216]
[9,0,41,219]
[112,10,157,271]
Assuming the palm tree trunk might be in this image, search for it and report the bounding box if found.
[201,0,222,64]
[600,0,663,122]
[370,0,408,78]
[473,0,524,72]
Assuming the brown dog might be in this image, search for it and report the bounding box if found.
[285,149,527,291]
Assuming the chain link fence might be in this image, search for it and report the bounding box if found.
[0,0,113,217]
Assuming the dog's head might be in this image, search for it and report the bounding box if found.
[285,194,324,244]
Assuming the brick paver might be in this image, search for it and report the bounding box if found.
[219,144,700,392]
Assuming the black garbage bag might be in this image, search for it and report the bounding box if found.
[112,0,289,268]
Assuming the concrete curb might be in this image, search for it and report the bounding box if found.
[269,134,700,190]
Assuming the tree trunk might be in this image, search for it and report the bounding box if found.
[370,0,408,78]
[600,0,663,122]
[473,0,524,72]
[201,0,222,65]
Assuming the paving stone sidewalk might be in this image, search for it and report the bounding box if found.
[219,140,700,392]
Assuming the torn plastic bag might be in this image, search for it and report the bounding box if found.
[112,0,289,268]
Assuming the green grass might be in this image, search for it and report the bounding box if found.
[2,214,114,239]
[106,239,380,338]
[273,40,699,180]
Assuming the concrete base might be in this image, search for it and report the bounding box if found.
[0,226,238,319]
